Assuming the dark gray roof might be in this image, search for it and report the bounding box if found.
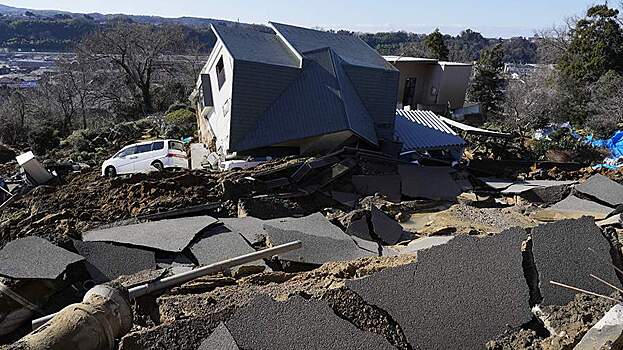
[0,236,84,280]
[233,48,378,151]
[212,24,300,68]
[271,22,395,71]
[395,110,467,153]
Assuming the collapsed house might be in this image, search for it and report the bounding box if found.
[190,23,400,159]
[383,56,473,113]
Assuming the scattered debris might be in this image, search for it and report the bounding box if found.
[574,303,623,350]
[15,151,55,186]
[399,165,463,200]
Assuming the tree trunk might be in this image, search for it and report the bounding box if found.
[141,86,152,115]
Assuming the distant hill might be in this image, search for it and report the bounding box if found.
[0,3,539,63]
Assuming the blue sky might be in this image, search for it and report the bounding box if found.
[1,0,605,37]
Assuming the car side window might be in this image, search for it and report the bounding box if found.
[136,144,152,154]
[117,146,137,158]
[152,141,164,151]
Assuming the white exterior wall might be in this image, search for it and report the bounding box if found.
[198,40,235,154]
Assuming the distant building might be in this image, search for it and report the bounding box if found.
[190,23,399,158]
[384,56,473,113]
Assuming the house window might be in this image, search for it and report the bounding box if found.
[200,74,214,107]
[216,57,226,89]
[402,77,417,107]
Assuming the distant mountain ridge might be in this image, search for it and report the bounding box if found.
[0,3,253,28]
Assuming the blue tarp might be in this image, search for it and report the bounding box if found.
[586,131,623,170]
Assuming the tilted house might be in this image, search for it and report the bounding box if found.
[191,22,399,157]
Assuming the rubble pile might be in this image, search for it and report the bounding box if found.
[1,151,623,349]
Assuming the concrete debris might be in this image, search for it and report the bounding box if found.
[596,214,623,227]
[83,216,218,252]
[73,240,156,283]
[371,206,409,245]
[351,175,401,203]
[345,216,374,241]
[264,225,373,266]
[533,195,614,221]
[347,229,532,350]
[189,228,267,275]
[500,180,577,195]
[0,237,84,280]
[574,303,623,350]
[531,218,622,306]
[203,295,394,350]
[15,151,55,186]
[399,165,463,200]
[575,174,623,207]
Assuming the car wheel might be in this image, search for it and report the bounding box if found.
[152,161,164,172]
[105,166,117,178]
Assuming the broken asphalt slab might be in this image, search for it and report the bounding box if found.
[264,225,373,265]
[0,236,84,280]
[189,228,267,272]
[400,236,455,254]
[219,217,267,245]
[531,217,622,306]
[72,240,156,283]
[345,216,374,241]
[399,165,462,200]
[265,213,352,241]
[532,195,614,221]
[201,295,394,350]
[83,216,218,252]
[346,229,532,350]
[371,206,409,245]
[575,174,623,207]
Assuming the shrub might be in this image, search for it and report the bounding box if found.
[164,108,196,138]
[28,124,60,155]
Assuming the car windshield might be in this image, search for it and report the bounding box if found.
[169,141,185,152]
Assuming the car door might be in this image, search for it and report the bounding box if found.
[133,143,155,173]
[115,146,138,174]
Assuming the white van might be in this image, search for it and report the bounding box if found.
[101,140,188,177]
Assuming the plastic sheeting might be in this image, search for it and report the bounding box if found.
[587,131,623,170]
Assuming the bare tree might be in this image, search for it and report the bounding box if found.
[535,16,577,63]
[503,68,562,134]
[79,22,186,115]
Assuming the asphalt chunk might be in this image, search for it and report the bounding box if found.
[346,216,374,241]
[219,295,394,350]
[264,225,373,265]
[347,229,532,350]
[220,217,266,245]
[266,212,352,241]
[531,217,622,306]
[0,236,84,280]
[83,216,218,252]
[189,230,266,271]
[575,174,623,207]
[198,323,240,350]
[73,240,156,283]
[371,206,407,245]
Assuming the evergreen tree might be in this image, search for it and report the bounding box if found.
[468,44,505,119]
[424,28,449,61]
[557,4,623,125]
